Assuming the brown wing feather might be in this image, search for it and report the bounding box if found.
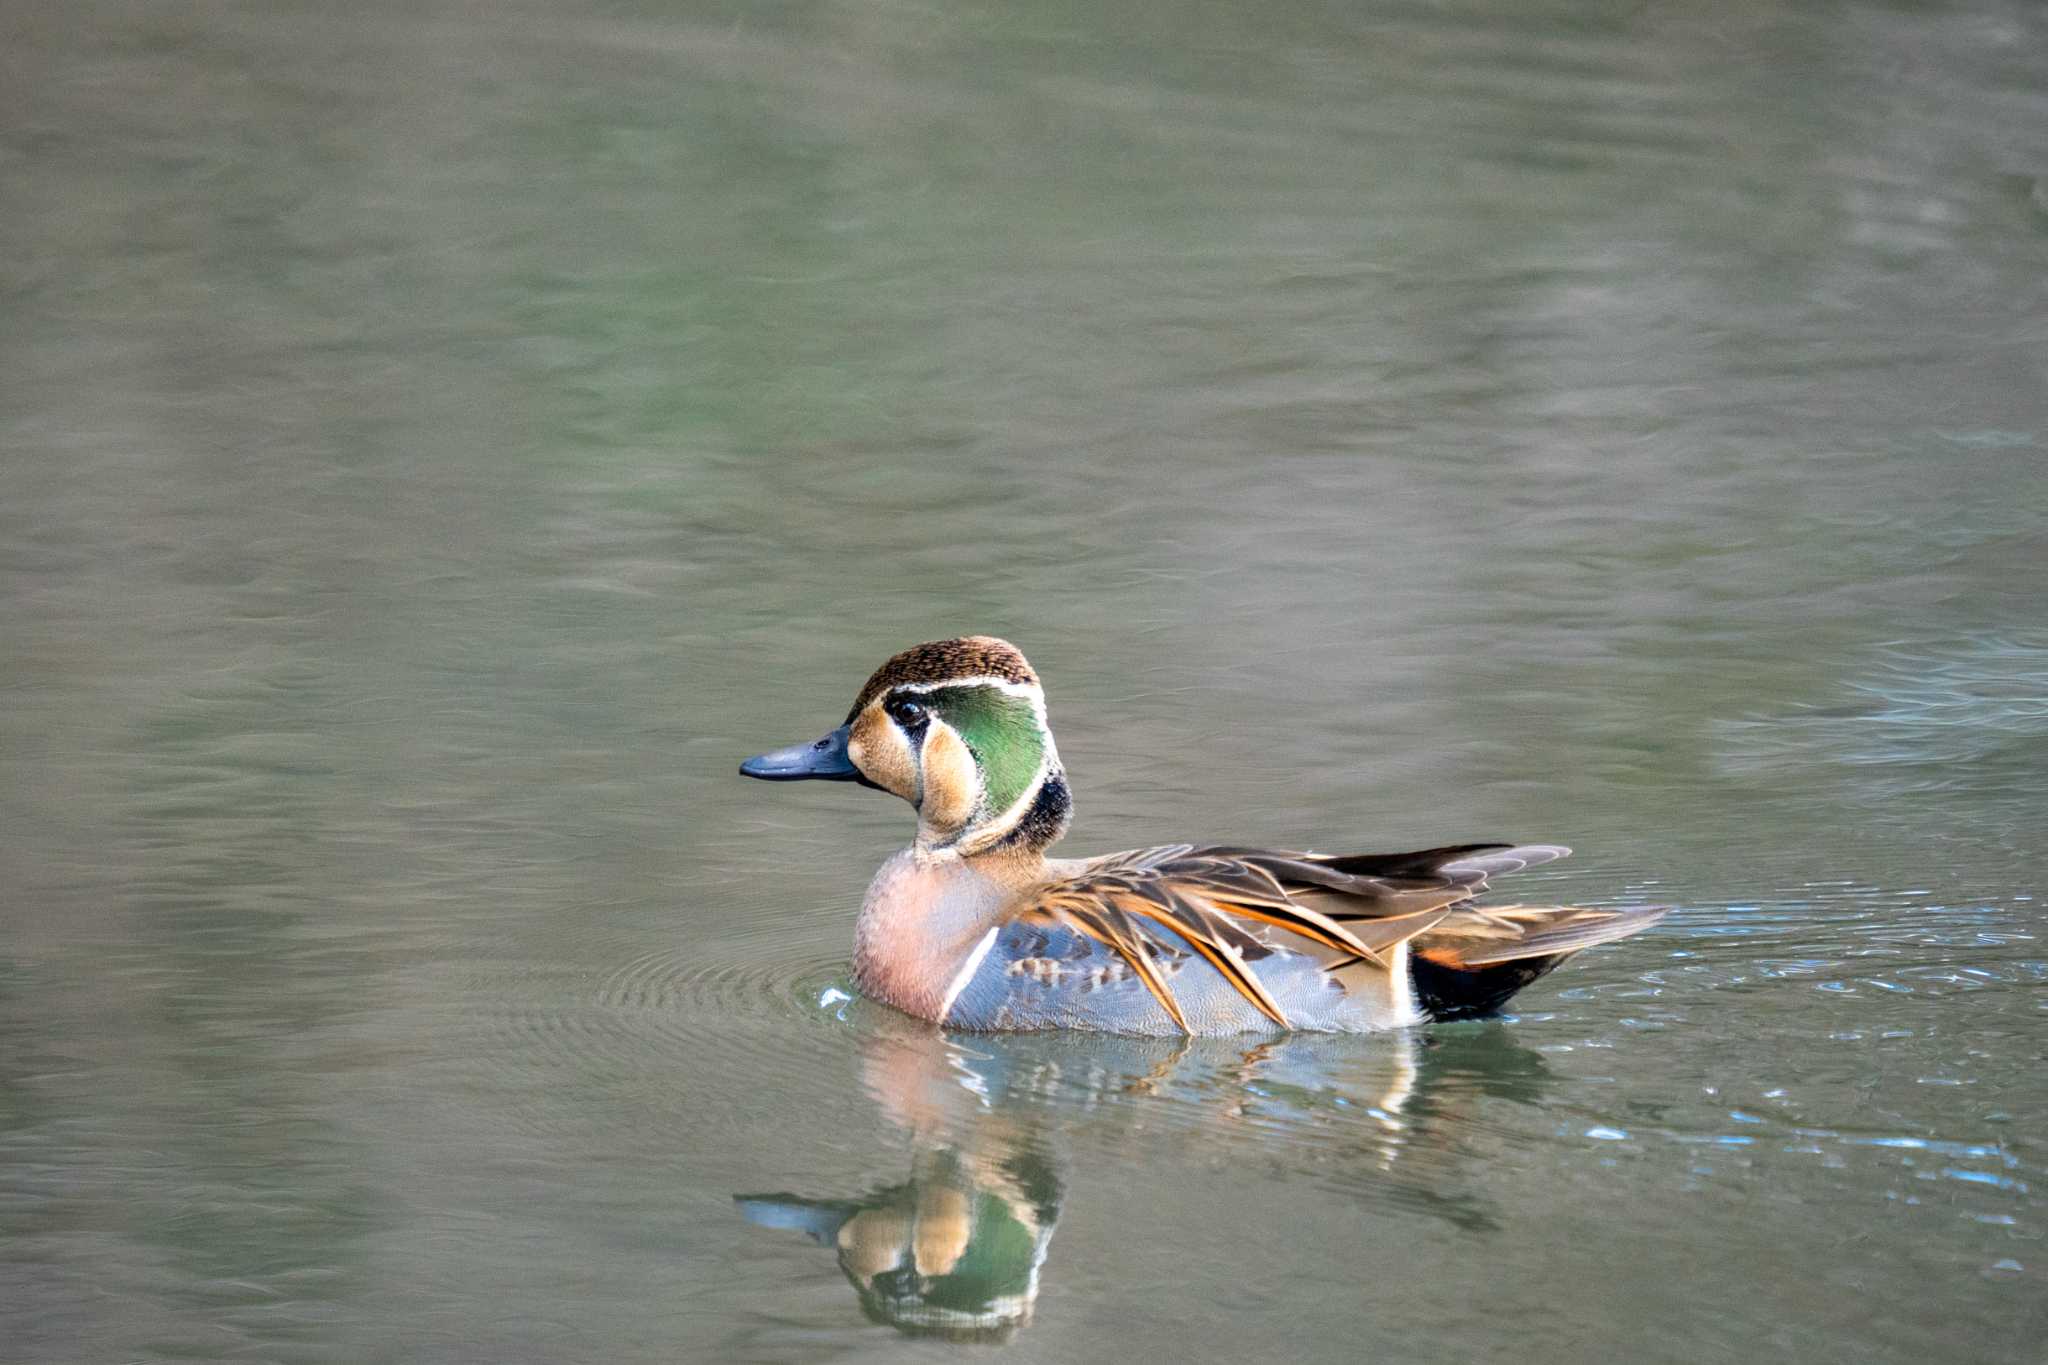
[1017,842,1648,1028]
[1020,844,1515,1023]
[1322,904,1463,971]
[1420,904,1670,967]
[1109,886,1292,1028]
[1038,892,1191,1032]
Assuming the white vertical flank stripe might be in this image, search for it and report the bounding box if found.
[938,926,1002,1022]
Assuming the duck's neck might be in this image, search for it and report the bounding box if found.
[855,768,1072,1021]
[852,844,1048,1021]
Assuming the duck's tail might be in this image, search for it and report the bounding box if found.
[1408,903,1669,1022]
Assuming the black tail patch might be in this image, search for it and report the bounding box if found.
[1411,952,1565,1022]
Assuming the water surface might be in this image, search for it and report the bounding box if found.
[4,0,2046,1360]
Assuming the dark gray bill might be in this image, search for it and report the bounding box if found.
[739,724,863,782]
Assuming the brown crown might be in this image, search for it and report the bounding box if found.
[846,636,1038,720]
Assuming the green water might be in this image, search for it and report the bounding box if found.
[4,0,2045,1360]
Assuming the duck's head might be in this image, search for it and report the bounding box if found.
[740,636,1071,857]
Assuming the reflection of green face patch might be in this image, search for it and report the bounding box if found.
[926,686,1044,814]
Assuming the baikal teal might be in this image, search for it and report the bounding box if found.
[740,636,1665,1036]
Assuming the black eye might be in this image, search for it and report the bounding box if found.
[886,697,926,728]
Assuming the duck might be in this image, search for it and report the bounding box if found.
[739,636,1663,1036]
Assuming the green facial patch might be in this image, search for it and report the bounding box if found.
[924,685,1045,815]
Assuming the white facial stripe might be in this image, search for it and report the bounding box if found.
[938,926,1001,1021]
[890,676,1038,697]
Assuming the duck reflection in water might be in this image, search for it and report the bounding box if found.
[736,1142,1058,1342]
[738,1012,1556,1338]
[736,1020,1067,1341]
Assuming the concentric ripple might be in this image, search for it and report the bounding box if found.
[595,942,851,1025]
[452,914,867,1146]
[590,926,855,1062]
